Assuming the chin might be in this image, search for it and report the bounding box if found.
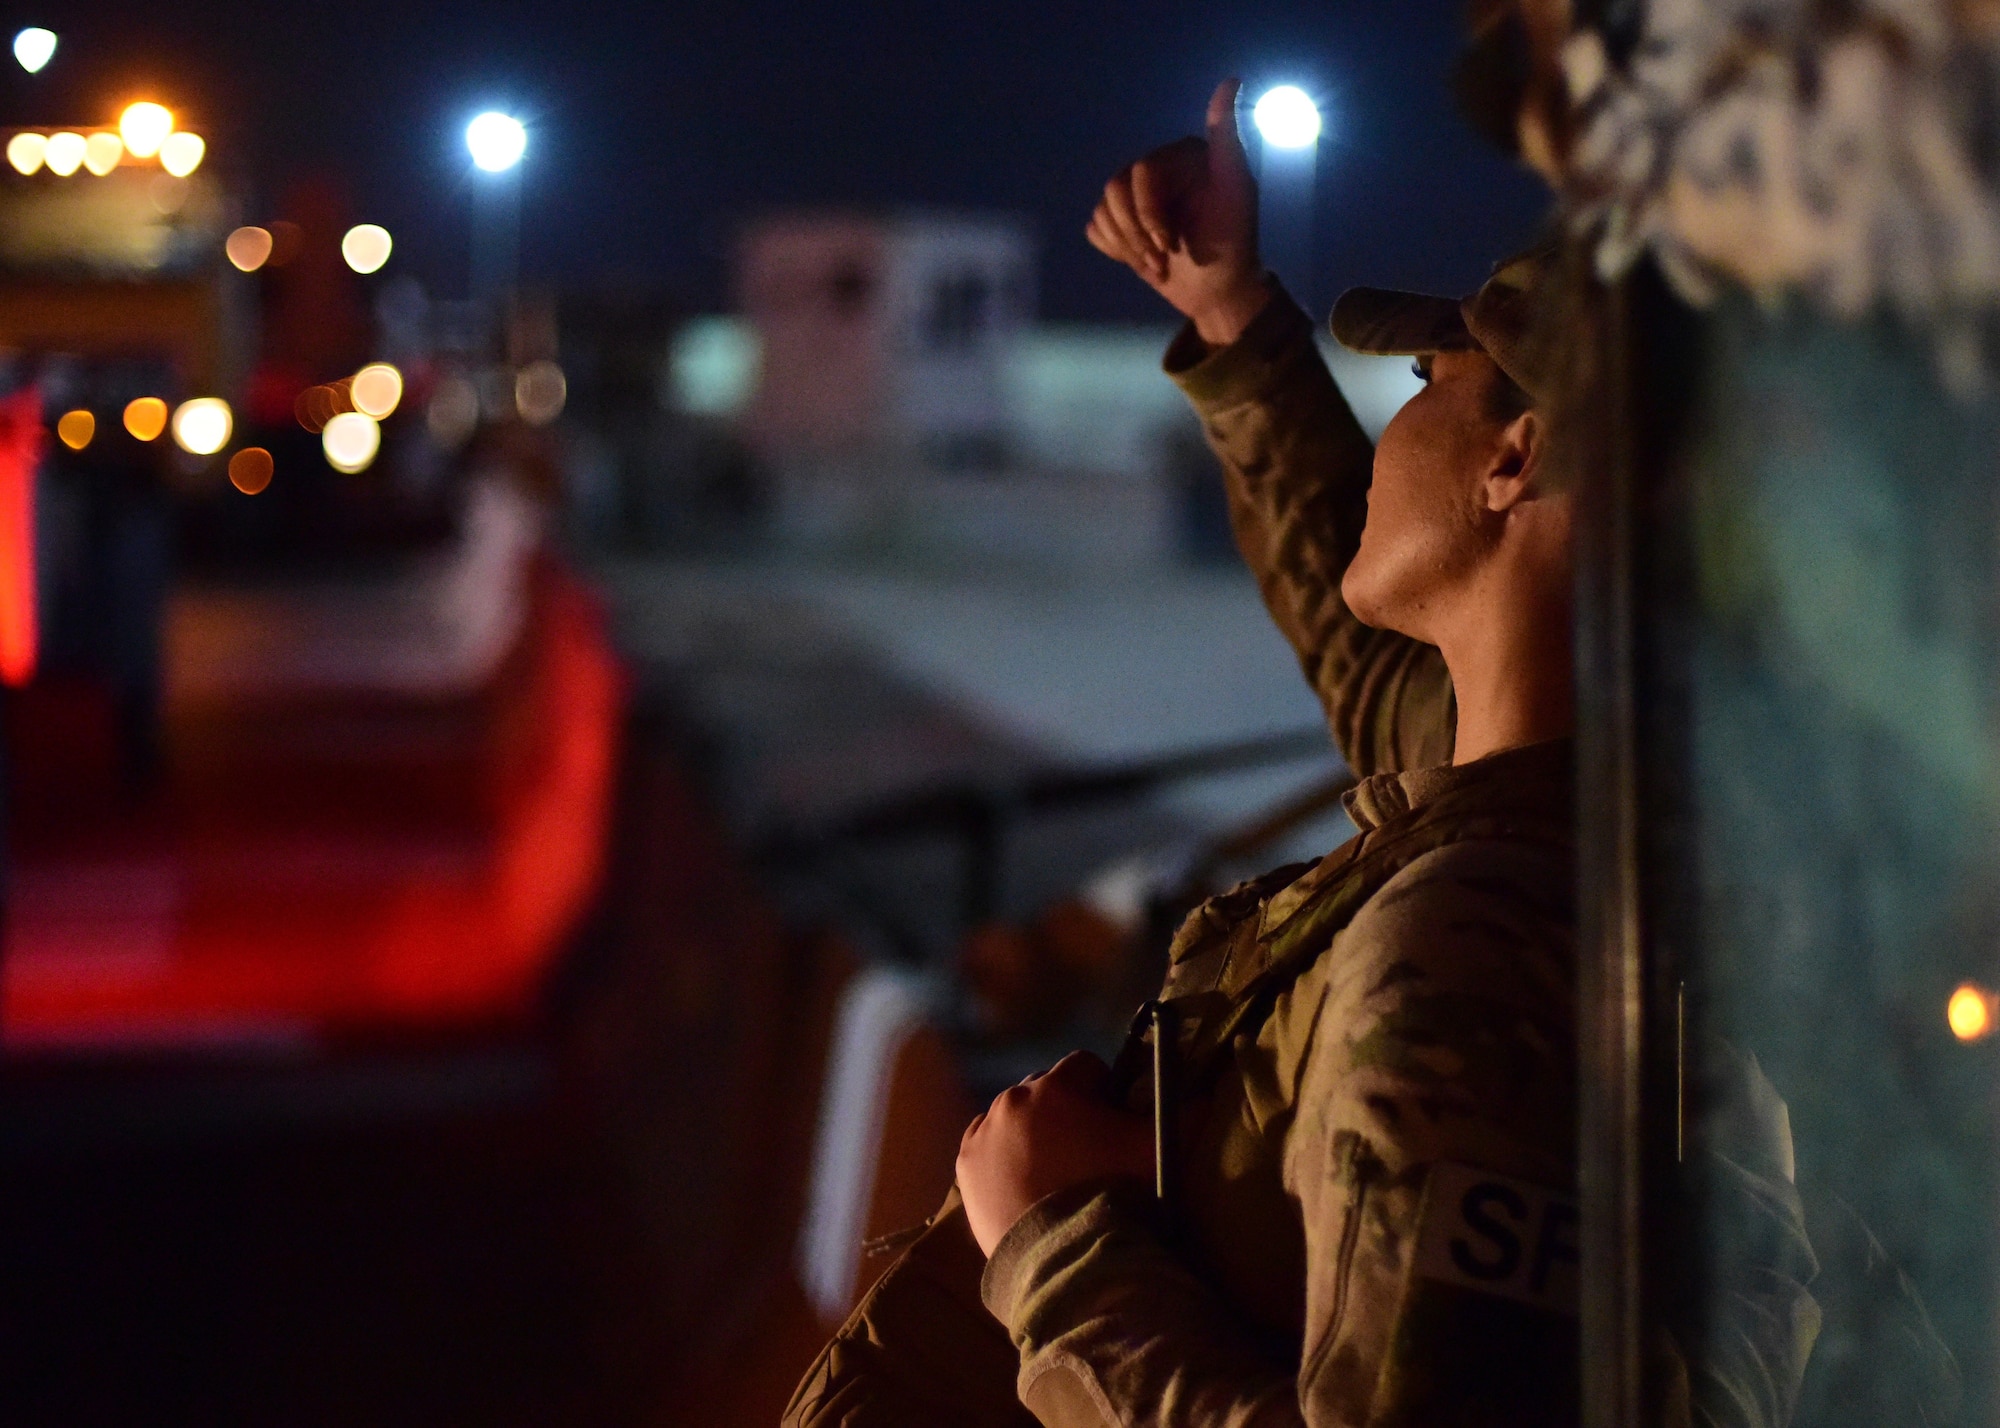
[1340,571,1392,632]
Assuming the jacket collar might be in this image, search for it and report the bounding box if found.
[1341,737,1575,833]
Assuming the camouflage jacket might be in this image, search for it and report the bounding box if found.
[982,741,1579,1427]
[967,289,1580,1427]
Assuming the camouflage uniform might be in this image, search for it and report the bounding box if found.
[983,746,1577,1427]
[968,287,1577,1428]
[788,280,1821,1428]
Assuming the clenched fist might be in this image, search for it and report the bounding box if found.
[1087,78,1272,348]
[956,1051,1154,1257]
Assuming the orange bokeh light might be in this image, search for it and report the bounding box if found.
[228,447,274,495]
[350,363,402,419]
[1950,983,1995,1041]
[225,226,273,272]
[56,410,94,450]
[122,396,167,442]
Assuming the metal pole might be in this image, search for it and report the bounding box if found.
[1575,272,1647,1428]
[470,169,522,347]
[1258,144,1316,315]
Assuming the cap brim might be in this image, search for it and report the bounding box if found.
[1329,287,1478,356]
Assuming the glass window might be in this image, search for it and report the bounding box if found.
[1597,282,1998,1426]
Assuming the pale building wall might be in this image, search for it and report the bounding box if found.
[738,214,889,459]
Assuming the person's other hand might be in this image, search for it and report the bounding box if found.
[957,1050,1154,1257]
[1087,78,1270,348]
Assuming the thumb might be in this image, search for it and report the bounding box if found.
[1205,77,1253,196]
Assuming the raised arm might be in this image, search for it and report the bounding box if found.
[1088,80,1454,776]
[1166,287,1453,776]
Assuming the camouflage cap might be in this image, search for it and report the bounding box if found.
[1329,242,1555,402]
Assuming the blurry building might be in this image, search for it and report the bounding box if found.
[672,217,1421,571]
[738,211,1032,468]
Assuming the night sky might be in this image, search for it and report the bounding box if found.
[10,1,1548,320]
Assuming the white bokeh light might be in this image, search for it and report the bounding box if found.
[170,398,233,457]
[118,102,172,159]
[13,28,54,74]
[350,363,404,418]
[6,133,46,175]
[322,412,381,473]
[1252,85,1322,151]
[341,223,393,274]
[158,130,204,177]
[465,112,527,172]
[43,131,83,176]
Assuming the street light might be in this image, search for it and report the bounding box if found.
[465,112,526,172]
[464,110,527,343]
[1252,85,1322,150]
[1248,83,1326,312]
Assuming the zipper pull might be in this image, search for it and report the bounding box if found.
[1152,999,1180,1243]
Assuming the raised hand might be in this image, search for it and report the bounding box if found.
[1087,78,1271,347]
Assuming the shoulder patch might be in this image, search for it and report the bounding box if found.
[1413,1162,1578,1317]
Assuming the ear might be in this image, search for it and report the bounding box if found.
[1480,408,1544,514]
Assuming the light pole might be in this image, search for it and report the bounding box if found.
[1249,85,1323,314]
[465,111,527,342]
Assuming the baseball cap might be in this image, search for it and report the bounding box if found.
[1329,241,1555,401]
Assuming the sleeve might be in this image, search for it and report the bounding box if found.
[1163,283,1455,777]
[981,1178,1297,1428]
[784,1186,1041,1428]
[980,843,1579,1428]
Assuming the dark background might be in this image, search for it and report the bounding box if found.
[2,0,1548,318]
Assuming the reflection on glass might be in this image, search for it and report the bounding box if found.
[1652,301,1993,1427]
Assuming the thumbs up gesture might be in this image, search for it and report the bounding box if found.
[1087,78,1271,347]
